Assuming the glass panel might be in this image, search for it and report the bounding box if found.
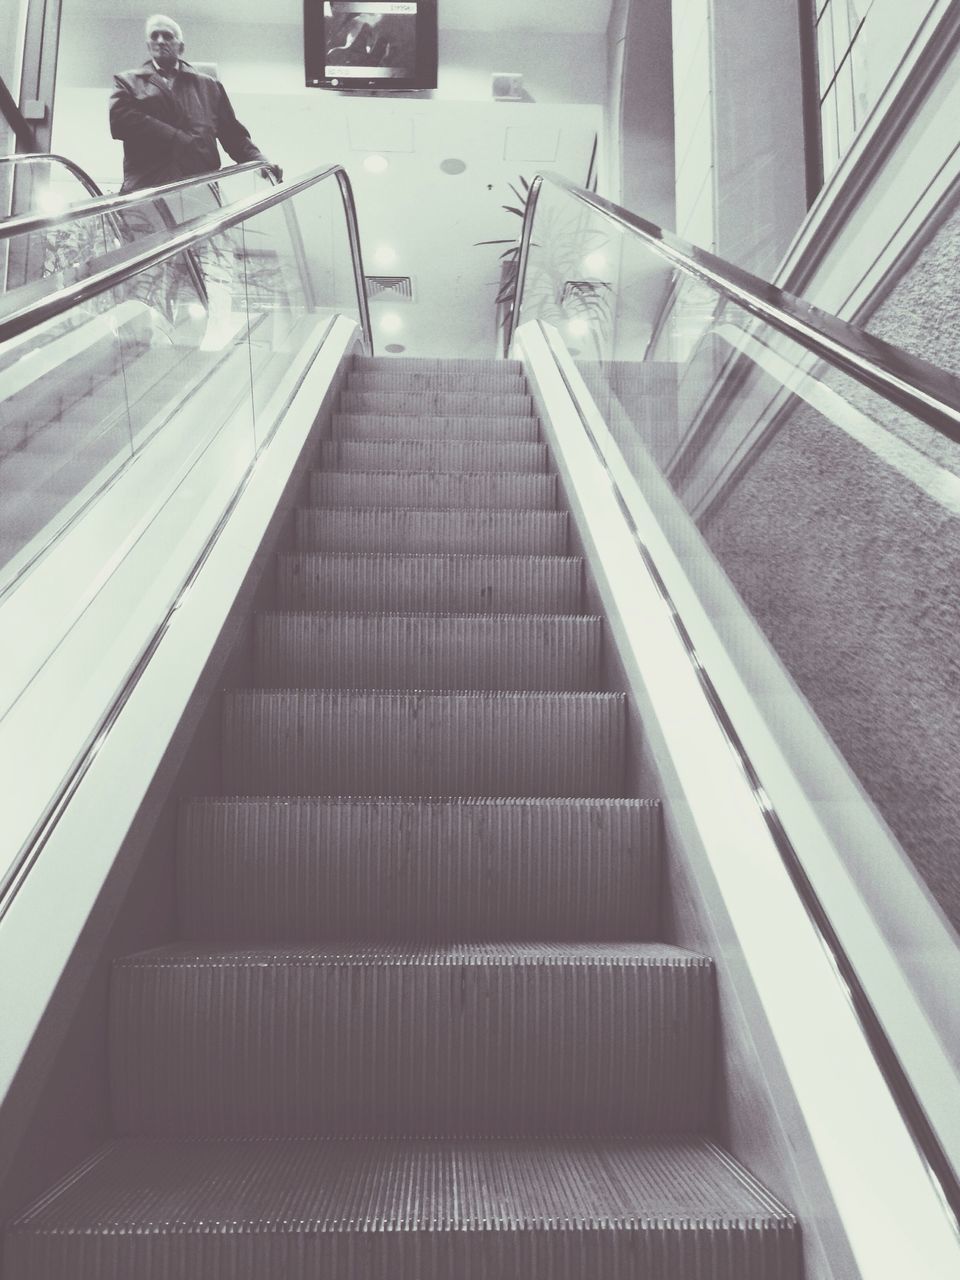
[820,90,841,178]
[834,57,857,156]
[0,298,135,584]
[514,178,960,1161]
[235,173,362,447]
[0,157,100,221]
[0,166,272,301]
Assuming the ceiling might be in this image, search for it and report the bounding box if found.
[65,0,615,33]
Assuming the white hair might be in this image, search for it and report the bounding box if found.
[145,14,183,41]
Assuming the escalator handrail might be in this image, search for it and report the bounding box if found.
[0,151,104,198]
[0,161,373,354]
[508,172,960,443]
[0,159,270,240]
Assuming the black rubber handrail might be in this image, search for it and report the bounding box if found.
[0,159,270,239]
[0,161,373,354]
[508,172,960,443]
[0,151,104,198]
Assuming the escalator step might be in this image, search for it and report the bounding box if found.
[109,943,713,1136]
[6,1137,799,1280]
[317,438,549,473]
[331,412,540,441]
[177,796,661,942]
[275,551,584,613]
[309,470,558,509]
[357,354,524,372]
[340,389,533,416]
[347,369,527,393]
[294,507,568,555]
[252,612,603,691]
[221,689,627,797]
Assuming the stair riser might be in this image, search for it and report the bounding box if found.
[221,691,626,797]
[294,509,568,556]
[276,554,584,613]
[341,392,532,416]
[252,614,602,692]
[331,414,540,442]
[7,1220,798,1280]
[317,440,549,474]
[178,799,661,942]
[110,958,714,1136]
[310,472,557,510]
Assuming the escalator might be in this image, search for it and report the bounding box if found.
[0,162,959,1279]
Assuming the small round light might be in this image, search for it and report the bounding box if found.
[583,251,607,273]
[363,154,389,174]
[567,317,590,337]
[373,244,398,267]
[379,312,403,334]
[385,343,406,353]
[440,158,467,175]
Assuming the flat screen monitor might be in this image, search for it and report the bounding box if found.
[304,1,438,92]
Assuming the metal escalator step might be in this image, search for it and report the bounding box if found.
[109,943,714,1136]
[340,390,533,416]
[347,369,527,393]
[331,412,540,441]
[276,552,584,613]
[178,797,661,942]
[356,354,523,372]
[310,470,557,510]
[221,689,626,796]
[317,438,548,473]
[294,507,568,555]
[6,1136,800,1279]
[252,612,603,691]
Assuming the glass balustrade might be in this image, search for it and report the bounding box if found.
[513,173,960,1188]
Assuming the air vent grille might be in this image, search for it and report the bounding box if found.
[365,275,415,301]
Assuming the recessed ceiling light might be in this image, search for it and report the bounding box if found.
[440,158,467,175]
[379,312,403,334]
[385,343,406,353]
[583,251,607,273]
[567,317,590,337]
[363,154,389,174]
[373,244,398,267]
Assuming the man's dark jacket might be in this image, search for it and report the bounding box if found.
[109,60,266,192]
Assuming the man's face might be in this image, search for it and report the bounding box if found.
[147,22,183,69]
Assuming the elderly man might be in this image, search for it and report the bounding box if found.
[110,13,281,193]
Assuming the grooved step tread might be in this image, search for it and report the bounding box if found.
[309,470,558,510]
[294,507,568,555]
[178,796,661,942]
[109,943,713,1137]
[276,552,584,613]
[317,439,549,473]
[252,612,603,691]
[221,689,627,797]
[6,1138,799,1280]
[341,391,532,415]
[331,413,540,442]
